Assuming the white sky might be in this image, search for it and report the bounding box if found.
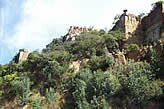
[4,0,157,50]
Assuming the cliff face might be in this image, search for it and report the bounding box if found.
[112,10,140,40]
[142,3,164,43]
[112,3,164,45]
[13,49,29,63]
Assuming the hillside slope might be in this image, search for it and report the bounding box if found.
[0,29,164,109]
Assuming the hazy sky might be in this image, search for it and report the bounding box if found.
[0,0,158,64]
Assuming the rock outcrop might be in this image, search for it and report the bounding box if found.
[112,2,164,45]
[69,59,89,73]
[13,49,29,63]
[113,52,127,65]
[112,10,140,41]
[63,26,93,41]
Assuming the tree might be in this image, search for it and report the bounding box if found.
[104,30,125,52]
[88,53,114,71]
[43,38,64,52]
[72,78,90,109]
[70,31,105,58]
[11,75,32,105]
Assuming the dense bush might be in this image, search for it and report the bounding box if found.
[87,53,114,71]
[0,30,163,109]
[11,75,32,105]
[70,69,120,108]
[104,30,124,52]
[112,61,162,106]
[70,31,105,58]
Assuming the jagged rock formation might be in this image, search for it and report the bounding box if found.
[142,3,164,43]
[62,3,163,47]
[112,10,140,41]
[13,49,29,63]
[112,3,164,45]
[63,26,93,41]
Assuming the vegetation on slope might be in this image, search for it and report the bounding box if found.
[0,29,164,109]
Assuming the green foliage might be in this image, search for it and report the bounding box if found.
[70,31,105,58]
[126,61,154,79]
[90,96,110,109]
[141,48,160,73]
[31,99,42,109]
[99,98,110,109]
[124,43,139,53]
[112,61,162,105]
[98,29,106,36]
[104,30,125,52]
[45,87,55,103]
[72,78,91,109]
[44,38,64,52]
[89,71,121,98]
[0,63,19,98]
[3,72,17,82]
[128,75,162,103]
[21,50,70,92]
[88,53,114,71]
[29,91,43,109]
[108,30,125,41]
[149,48,160,72]
[67,29,124,59]
[45,50,72,65]
[0,29,163,109]
[70,69,120,108]
[11,75,31,105]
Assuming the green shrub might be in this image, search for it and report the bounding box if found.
[104,30,125,52]
[128,74,162,104]
[70,31,105,58]
[45,87,55,103]
[114,60,162,105]
[88,53,114,71]
[125,43,139,53]
[90,96,110,109]
[89,71,121,97]
[71,69,120,108]
[31,99,42,109]
[11,75,32,105]
[72,78,91,109]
